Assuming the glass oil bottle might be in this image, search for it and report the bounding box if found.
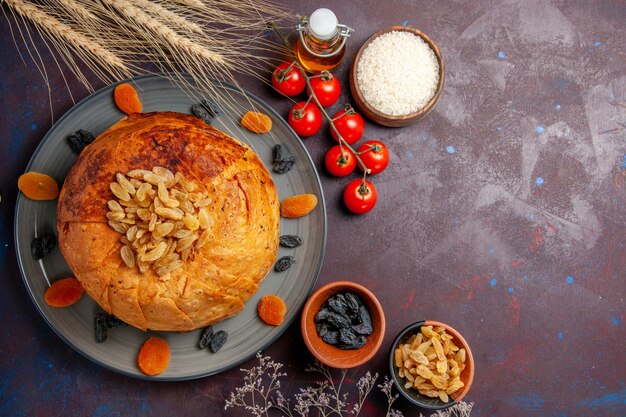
[293,8,354,73]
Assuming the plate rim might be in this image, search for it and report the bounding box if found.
[14,74,327,381]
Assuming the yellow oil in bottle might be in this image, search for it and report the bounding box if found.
[293,8,352,73]
[293,32,346,73]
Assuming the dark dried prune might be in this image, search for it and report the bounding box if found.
[316,322,329,337]
[191,103,214,124]
[274,256,295,272]
[352,322,373,336]
[200,98,220,117]
[31,238,45,260]
[273,144,284,164]
[198,326,214,349]
[31,232,57,260]
[67,129,95,154]
[279,235,302,248]
[209,330,228,353]
[105,314,126,328]
[339,328,357,346]
[326,312,351,329]
[357,305,372,327]
[314,308,330,323]
[41,233,57,254]
[322,330,339,345]
[95,313,108,343]
[273,159,295,174]
[342,335,367,350]
[344,293,362,312]
[327,298,347,316]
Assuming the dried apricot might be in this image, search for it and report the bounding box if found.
[240,111,272,134]
[18,172,59,200]
[44,278,84,307]
[280,194,317,218]
[114,83,142,114]
[257,295,286,326]
[138,337,170,376]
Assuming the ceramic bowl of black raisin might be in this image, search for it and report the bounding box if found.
[301,281,385,369]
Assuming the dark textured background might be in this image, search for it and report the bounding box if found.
[1,1,625,416]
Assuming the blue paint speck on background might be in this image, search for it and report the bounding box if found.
[621,154,626,169]
[446,145,455,154]
[30,123,37,130]
[594,41,602,47]
[535,177,544,186]
[566,276,574,284]
[420,135,428,141]
[47,363,53,369]
[536,125,545,134]
[488,248,495,255]
[490,278,497,286]
[558,332,564,340]
[611,316,620,326]
[407,151,413,158]
[508,287,514,294]
[555,104,561,110]
[402,20,409,26]
[498,50,507,59]
[523,275,529,281]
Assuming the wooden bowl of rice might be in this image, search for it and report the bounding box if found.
[350,26,444,127]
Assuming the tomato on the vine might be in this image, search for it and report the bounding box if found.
[344,179,377,214]
[307,71,341,108]
[272,62,305,97]
[325,145,356,177]
[330,107,364,145]
[288,101,323,137]
[357,140,389,174]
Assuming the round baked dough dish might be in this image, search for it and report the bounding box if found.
[57,112,280,331]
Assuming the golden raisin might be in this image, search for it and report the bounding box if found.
[240,111,272,134]
[18,172,59,200]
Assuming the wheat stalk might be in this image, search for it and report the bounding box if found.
[2,0,129,73]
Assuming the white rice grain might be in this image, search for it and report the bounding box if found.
[357,31,439,116]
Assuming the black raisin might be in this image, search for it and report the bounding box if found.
[273,144,284,164]
[200,98,220,116]
[41,232,57,254]
[279,235,302,248]
[314,308,330,323]
[315,322,329,338]
[274,256,295,272]
[31,237,45,260]
[67,129,95,154]
[326,312,351,329]
[344,293,362,313]
[352,322,373,336]
[209,330,228,353]
[327,298,347,316]
[95,313,108,343]
[339,328,357,346]
[322,330,339,345]
[105,314,126,328]
[198,326,214,349]
[342,335,367,350]
[358,305,372,327]
[191,103,214,125]
[273,159,295,174]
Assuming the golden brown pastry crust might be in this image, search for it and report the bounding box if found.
[57,112,279,331]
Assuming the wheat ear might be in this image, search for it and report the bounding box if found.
[1,0,128,73]
[102,0,225,65]
[133,0,204,35]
